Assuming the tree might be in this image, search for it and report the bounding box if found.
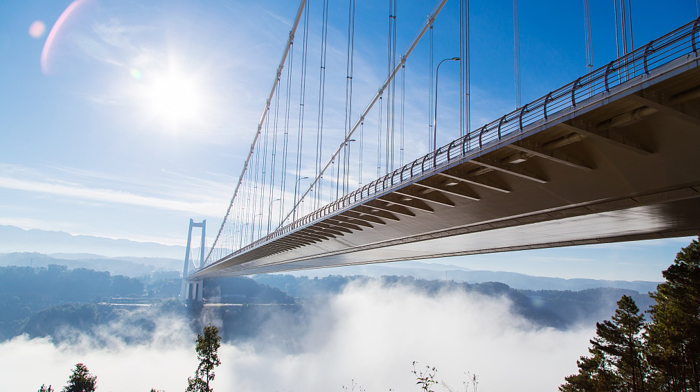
[647,238,700,391]
[559,349,620,391]
[560,295,647,391]
[62,363,97,392]
[187,324,221,392]
[38,385,54,392]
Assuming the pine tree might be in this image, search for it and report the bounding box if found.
[186,324,221,392]
[592,295,648,391]
[560,295,647,391]
[62,363,97,392]
[559,349,619,391]
[647,238,700,391]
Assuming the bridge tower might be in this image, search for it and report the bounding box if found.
[180,219,206,303]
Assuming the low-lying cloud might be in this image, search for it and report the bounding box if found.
[2,280,594,391]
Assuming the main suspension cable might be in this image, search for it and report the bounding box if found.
[205,0,308,263]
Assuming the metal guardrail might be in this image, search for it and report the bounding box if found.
[206,16,700,268]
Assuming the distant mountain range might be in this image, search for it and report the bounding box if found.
[0,225,185,258]
[0,252,182,278]
[0,225,661,292]
[285,261,661,293]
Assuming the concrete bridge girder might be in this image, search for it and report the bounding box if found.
[193,53,700,278]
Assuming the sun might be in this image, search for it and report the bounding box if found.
[143,68,203,128]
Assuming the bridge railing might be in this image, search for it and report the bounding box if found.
[209,16,700,266]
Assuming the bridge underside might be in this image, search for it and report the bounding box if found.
[193,55,700,278]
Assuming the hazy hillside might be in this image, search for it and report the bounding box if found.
[282,261,661,293]
[0,252,180,277]
[0,225,185,258]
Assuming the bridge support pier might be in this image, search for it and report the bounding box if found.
[179,218,206,303]
[182,279,204,302]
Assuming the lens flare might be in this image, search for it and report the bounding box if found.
[130,68,143,79]
[41,0,90,74]
[28,21,46,38]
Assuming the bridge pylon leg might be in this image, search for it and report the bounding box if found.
[179,218,206,303]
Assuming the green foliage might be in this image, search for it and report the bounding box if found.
[561,237,700,392]
[560,295,648,391]
[38,385,54,392]
[647,238,700,391]
[0,265,145,341]
[186,324,222,392]
[62,363,97,392]
[0,265,144,301]
[590,295,647,391]
[21,303,101,339]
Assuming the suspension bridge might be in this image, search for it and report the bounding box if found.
[180,0,700,301]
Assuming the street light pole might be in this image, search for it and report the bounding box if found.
[267,198,281,234]
[434,57,460,151]
[252,213,263,243]
[343,139,356,194]
[239,223,250,248]
[292,176,309,221]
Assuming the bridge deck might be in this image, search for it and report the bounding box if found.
[193,34,700,278]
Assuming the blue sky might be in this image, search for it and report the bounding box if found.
[0,0,696,280]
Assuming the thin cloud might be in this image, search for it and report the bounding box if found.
[0,175,220,217]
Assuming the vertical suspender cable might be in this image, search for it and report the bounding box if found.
[315,0,330,211]
[386,0,397,174]
[614,0,620,58]
[400,64,405,166]
[250,141,261,242]
[205,0,307,263]
[257,108,270,240]
[279,45,295,228]
[279,0,449,228]
[459,0,470,138]
[583,0,593,73]
[390,0,397,172]
[359,120,364,185]
[513,0,521,109]
[267,80,281,234]
[377,96,383,177]
[627,0,634,50]
[465,0,471,137]
[621,0,628,61]
[428,24,434,151]
[335,144,341,198]
[342,0,356,196]
[293,2,310,221]
[460,0,465,138]
[583,0,593,97]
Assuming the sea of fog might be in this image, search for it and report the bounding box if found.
[2,280,594,391]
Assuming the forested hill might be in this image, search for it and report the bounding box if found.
[0,265,143,340]
[254,274,656,329]
[0,265,657,345]
[0,265,144,301]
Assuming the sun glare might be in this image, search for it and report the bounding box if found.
[144,69,203,128]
